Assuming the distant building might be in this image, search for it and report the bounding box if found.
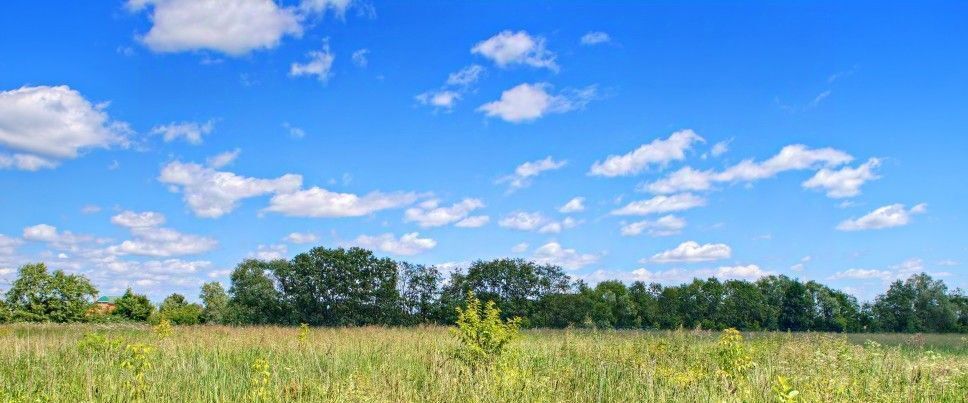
[91,295,121,314]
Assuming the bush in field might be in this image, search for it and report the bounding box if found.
[4,263,97,323]
[114,288,154,321]
[157,293,203,325]
[452,291,521,364]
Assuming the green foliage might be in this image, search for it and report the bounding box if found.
[119,343,154,399]
[716,328,755,383]
[4,263,97,323]
[114,288,154,321]
[772,375,800,402]
[275,247,401,326]
[158,293,203,325]
[199,282,229,324]
[76,332,124,353]
[154,318,174,338]
[227,259,286,325]
[249,357,271,401]
[452,291,521,364]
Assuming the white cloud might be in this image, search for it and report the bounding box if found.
[498,211,547,231]
[829,259,942,282]
[538,217,579,234]
[415,90,460,110]
[159,161,303,218]
[511,242,529,253]
[0,85,129,170]
[611,193,705,216]
[803,158,880,198]
[284,232,318,244]
[205,149,241,168]
[498,156,567,191]
[350,232,436,256]
[498,212,577,233]
[22,224,92,250]
[478,83,597,123]
[532,242,599,270]
[404,198,485,228]
[299,0,355,16]
[790,256,811,272]
[471,30,557,71]
[446,64,485,86]
[710,141,729,157]
[589,130,705,177]
[580,31,610,46]
[558,197,585,213]
[127,0,303,56]
[111,211,166,228]
[455,215,490,228]
[836,203,926,231]
[0,234,22,256]
[265,187,418,218]
[649,241,731,263]
[151,120,214,145]
[643,144,854,194]
[81,205,102,214]
[106,212,217,257]
[620,215,686,237]
[712,264,774,280]
[249,244,288,260]
[290,41,335,82]
[351,48,369,67]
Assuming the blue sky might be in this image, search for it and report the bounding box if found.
[0,1,965,301]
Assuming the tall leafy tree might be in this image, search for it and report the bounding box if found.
[200,281,229,324]
[158,293,203,325]
[275,247,401,326]
[780,280,814,331]
[228,259,286,325]
[113,288,154,321]
[398,262,441,324]
[4,263,97,322]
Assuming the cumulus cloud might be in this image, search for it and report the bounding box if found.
[22,224,93,251]
[350,232,436,256]
[415,90,460,110]
[404,198,485,228]
[620,215,686,237]
[585,264,772,285]
[802,158,880,198]
[532,242,599,270]
[611,193,705,216]
[265,187,419,218]
[0,85,129,170]
[290,41,335,82]
[478,83,597,123]
[0,234,23,256]
[836,203,927,231]
[284,232,318,244]
[455,215,490,228]
[511,242,529,253]
[558,197,585,213]
[498,156,567,191]
[589,130,705,177]
[127,0,303,56]
[159,161,302,218]
[580,31,611,46]
[111,211,167,228]
[649,241,731,263]
[150,120,214,145]
[643,144,853,194]
[471,30,557,71]
[499,212,578,234]
[249,244,288,260]
[106,211,217,257]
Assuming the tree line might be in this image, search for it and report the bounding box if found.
[2,246,967,333]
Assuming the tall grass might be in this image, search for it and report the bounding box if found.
[0,324,965,402]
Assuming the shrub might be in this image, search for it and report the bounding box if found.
[114,289,154,322]
[451,291,521,364]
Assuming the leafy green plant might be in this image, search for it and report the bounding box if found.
[250,357,272,400]
[154,318,174,339]
[715,328,755,392]
[451,291,521,364]
[76,332,123,353]
[773,375,799,402]
[298,323,309,344]
[119,343,154,399]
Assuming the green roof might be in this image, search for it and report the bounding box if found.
[97,296,121,303]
